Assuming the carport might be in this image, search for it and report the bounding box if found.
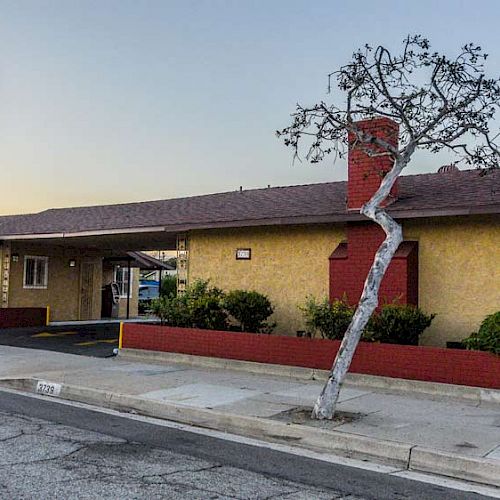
[103,251,174,319]
[0,227,180,324]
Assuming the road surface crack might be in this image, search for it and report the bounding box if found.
[140,463,223,485]
[0,431,24,442]
[0,445,88,467]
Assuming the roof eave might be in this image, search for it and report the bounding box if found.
[0,225,167,240]
[160,204,500,232]
[0,204,497,240]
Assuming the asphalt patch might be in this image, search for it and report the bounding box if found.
[0,324,120,358]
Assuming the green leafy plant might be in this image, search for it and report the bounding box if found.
[160,274,177,298]
[300,297,435,345]
[368,304,435,345]
[187,280,228,330]
[300,296,354,340]
[223,290,275,333]
[151,279,228,330]
[150,295,190,327]
[462,311,500,355]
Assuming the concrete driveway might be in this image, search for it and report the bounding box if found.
[0,324,119,358]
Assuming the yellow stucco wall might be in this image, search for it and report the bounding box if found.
[404,215,500,346]
[8,243,103,321]
[7,244,141,321]
[188,216,499,346]
[189,225,344,334]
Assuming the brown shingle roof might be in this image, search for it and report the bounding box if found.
[0,169,498,237]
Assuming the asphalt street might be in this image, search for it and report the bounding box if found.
[0,324,119,357]
[0,389,493,500]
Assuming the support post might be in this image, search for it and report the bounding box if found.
[126,258,131,320]
[1,242,11,308]
[176,234,189,295]
[158,250,163,297]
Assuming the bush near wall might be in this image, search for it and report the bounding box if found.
[462,311,500,355]
[301,297,435,345]
[122,324,500,389]
[223,290,275,333]
[151,280,275,333]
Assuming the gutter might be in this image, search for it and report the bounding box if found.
[0,225,167,240]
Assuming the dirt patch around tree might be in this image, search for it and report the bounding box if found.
[269,406,362,430]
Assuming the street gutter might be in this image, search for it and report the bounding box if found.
[0,376,498,488]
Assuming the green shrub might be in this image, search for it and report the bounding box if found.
[368,304,435,345]
[300,297,354,340]
[150,295,190,327]
[160,274,177,298]
[151,279,228,330]
[187,280,228,330]
[223,290,275,333]
[300,297,435,344]
[462,311,500,355]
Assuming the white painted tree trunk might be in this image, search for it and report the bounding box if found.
[312,156,409,420]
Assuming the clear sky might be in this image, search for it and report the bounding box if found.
[1,0,499,214]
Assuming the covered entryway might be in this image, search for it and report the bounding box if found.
[1,229,180,325]
[102,252,173,320]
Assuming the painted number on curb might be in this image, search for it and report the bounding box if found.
[36,380,62,397]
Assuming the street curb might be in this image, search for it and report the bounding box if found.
[118,349,500,405]
[409,447,500,488]
[1,377,499,488]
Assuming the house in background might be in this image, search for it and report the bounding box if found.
[0,118,498,343]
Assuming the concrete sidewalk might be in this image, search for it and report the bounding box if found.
[0,345,499,488]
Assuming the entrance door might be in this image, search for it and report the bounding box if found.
[79,262,97,320]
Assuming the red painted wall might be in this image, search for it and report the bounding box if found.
[0,307,47,328]
[329,224,418,306]
[347,117,399,210]
[122,324,500,389]
[333,117,419,307]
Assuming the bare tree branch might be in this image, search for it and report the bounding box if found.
[277,35,500,419]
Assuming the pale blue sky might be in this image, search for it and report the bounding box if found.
[1,0,499,214]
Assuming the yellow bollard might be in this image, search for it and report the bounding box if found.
[46,306,50,326]
[118,322,124,350]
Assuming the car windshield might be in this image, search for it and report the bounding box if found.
[139,285,159,300]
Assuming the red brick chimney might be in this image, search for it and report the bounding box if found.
[347,117,399,210]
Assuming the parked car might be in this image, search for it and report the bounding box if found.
[138,280,160,314]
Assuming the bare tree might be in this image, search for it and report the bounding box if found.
[277,35,500,420]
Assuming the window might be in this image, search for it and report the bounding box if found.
[23,256,48,289]
[114,266,133,298]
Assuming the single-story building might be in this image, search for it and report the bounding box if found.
[0,117,498,344]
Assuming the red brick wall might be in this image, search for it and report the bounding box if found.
[347,117,399,210]
[0,307,47,328]
[331,119,418,308]
[329,224,418,306]
[122,324,500,389]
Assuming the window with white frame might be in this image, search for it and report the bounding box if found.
[114,266,133,298]
[23,256,49,289]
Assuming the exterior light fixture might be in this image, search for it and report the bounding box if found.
[11,254,19,262]
[69,259,76,267]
